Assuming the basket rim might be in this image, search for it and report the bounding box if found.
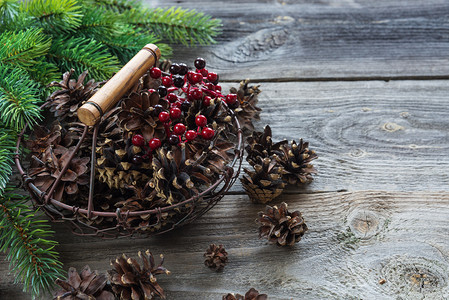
[15,99,243,220]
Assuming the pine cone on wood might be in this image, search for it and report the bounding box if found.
[223,288,268,300]
[258,202,308,246]
[54,265,115,300]
[108,250,170,300]
[204,244,228,271]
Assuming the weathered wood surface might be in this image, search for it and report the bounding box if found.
[2,0,449,299]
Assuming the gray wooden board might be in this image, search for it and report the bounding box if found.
[145,0,449,80]
[1,191,449,299]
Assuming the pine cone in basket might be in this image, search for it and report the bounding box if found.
[54,265,115,300]
[241,156,286,204]
[108,250,170,300]
[257,202,308,246]
[25,122,63,154]
[229,79,262,134]
[204,244,228,271]
[47,69,103,122]
[275,139,318,185]
[245,125,287,163]
[223,288,268,300]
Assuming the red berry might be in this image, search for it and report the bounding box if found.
[215,85,222,92]
[162,76,172,87]
[167,93,178,103]
[204,82,215,90]
[132,134,145,147]
[190,88,203,100]
[148,88,156,93]
[150,67,162,79]
[207,72,218,83]
[225,93,237,105]
[185,130,197,141]
[172,101,182,108]
[198,68,208,77]
[158,111,170,122]
[203,96,212,106]
[170,107,182,119]
[195,115,207,127]
[188,71,202,84]
[148,138,161,150]
[201,127,215,140]
[173,123,186,135]
[167,87,178,93]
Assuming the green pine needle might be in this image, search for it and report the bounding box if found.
[23,0,83,33]
[87,0,142,13]
[48,36,120,80]
[0,0,20,29]
[0,125,16,192]
[129,6,222,46]
[0,189,63,298]
[0,65,42,131]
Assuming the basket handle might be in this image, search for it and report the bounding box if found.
[77,44,161,126]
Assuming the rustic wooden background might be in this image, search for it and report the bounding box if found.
[2,0,449,299]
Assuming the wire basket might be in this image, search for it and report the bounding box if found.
[14,45,244,238]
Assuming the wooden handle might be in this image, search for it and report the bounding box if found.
[77,44,161,126]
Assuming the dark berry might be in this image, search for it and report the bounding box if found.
[228,100,240,109]
[169,134,179,145]
[153,104,163,117]
[203,96,212,107]
[167,93,178,103]
[180,100,191,112]
[132,134,145,147]
[207,72,218,83]
[148,138,161,150]
[161,76,172,87]
[198,68,208,77]
[190,88,203,100]
[173,75,185,88]
[194,57,206,69]
[201,127,215,140]
[150,67,162,79]
[178,63,188,75]
[157,85,167,97]
[169,63,180,75]
[132,155,143,165]
[158,111,170,123]
[170,107,182,119]
[195,115,207,127]
[185,130,197,141]
[173,123,186,135]
[225,94,237,105]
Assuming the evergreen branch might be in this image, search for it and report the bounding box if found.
[0,188,63,298]
[127,6,222,46]
[0,124,16,193]
[22,0,83,33]
[86,0,142,13]
[0,0,20,29]
[78,4,117,37]
[0,65,42,131]
[47,36,120,80]
[0,28,51,69]
[28,59,60,87]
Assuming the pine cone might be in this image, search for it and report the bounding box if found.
[241,156,286,204]
[47,69,103,122]
[108,250,170,300]
[223,288,268,300]
[204,244,228,271]
[54,265,115,300]
[25,122,63,154]
[275,139,318,185]
[258,202,308,246]
[117,91,168,140]
[245,125,287,163]
[230,79,262,134]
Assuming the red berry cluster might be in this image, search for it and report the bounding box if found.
[131,58,235,164]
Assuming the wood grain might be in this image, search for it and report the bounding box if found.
[145,0,449,80]
[2,191,448,299]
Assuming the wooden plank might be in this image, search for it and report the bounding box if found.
[219,80,449,193]
[144,0,449,80]
[2,191,448,299]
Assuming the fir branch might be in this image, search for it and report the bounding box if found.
[0,65,42,131]
[0,125,16,192]
[0,188,63,298]
[0,28,51,70]
[22,0,83,33]
[87,0,142,13]
[0,0,20,29]
[78,4,117,37]
[47,36,120,80]
[128,6,222,46]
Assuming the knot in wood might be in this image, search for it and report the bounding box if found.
[347,209,384,239]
